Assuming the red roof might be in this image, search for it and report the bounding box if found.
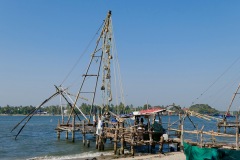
[139,108,166,115]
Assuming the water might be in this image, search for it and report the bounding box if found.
[0,116,114,160]
[0,115,236,160]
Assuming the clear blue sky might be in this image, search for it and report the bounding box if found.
[1,1,240,111]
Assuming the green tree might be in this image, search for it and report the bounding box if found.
[189,104,219,114]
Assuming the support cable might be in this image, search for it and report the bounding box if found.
[60,21,105,85]
[191,56,240,105]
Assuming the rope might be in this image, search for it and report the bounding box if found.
[60,21,105,86]
[208,74,240,106]
[112,21,126,108]
[191,55,240,106]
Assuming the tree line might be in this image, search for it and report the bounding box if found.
[0,103,222,115]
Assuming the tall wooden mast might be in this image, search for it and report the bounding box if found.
[67,10,113,123]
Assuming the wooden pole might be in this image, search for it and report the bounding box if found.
[114,123,119,155]
[224,120,227,133]
[98,135,102,151]
[82,120,86,146]
[168,113,170,152]
[96,135,99,149]
[131,126,135,156]
[66,131,68,139]
[226,83,240,115]
[200,126,204,148]
[87,140,90,147]
[72,114,75,142]
[180,115,184,150]
[148,117,150,153]
[57,130,60,139]
[120,122,124,154]
[159,136,164,153]
[217,123,220,133]
[57,119,60,139]
[236,114,239,150]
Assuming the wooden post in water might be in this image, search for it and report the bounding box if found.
[96,135,99,149]
[57,130,60,139]
[57,119,60,139]
[236,114,239,150]
[120,122,124,155]
[217,123,220,133]
[131,126,135,156]
[148,117,150,153]
[98,120,104,151]
[87,140,90,147]
[72,114,75,142]
[177,114,181,138]
[82,120,86,146]
[224,124,226,133]
[180,115,184,150]
[159,136,164,153]
[200,126,204,148]
[114,123,119,155]
[66,131,68,139]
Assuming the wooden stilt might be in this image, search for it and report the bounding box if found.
[180,117,184,150]
[96,135,99,149]
[114,123,119,155]
[120,122,124,154]
[224,120,227,133]
[98,132,103,151]
[72,115,75,142]
[131,126,135,156]
[57,119,61,139]
[159,136,164,153]
[66,131,68,139]
[236,114,239,150]
[57,130,60,139]
[217,124,220,133]
[87,140,90,148]
[82,120,86,146]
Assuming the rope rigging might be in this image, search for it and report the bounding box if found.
[60,21,105,86]
[191,55,240,106]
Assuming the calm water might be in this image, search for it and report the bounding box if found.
[0,115,236,160]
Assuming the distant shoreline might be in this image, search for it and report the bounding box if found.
[0,114,62,116]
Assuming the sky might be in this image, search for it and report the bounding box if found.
[1,1,240,111]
